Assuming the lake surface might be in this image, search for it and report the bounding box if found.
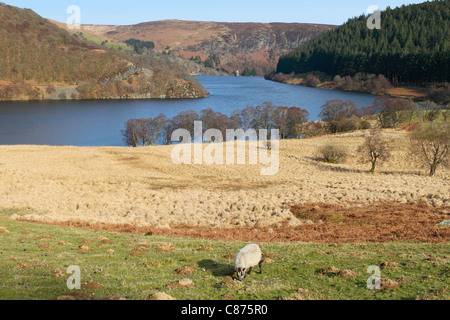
[0,76,378,146]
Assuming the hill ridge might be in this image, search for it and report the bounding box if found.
[0,4,208,100]
[80,19,336,76]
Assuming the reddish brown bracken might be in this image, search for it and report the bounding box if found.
[16,201,449,244]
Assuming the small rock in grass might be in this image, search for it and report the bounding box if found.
[148,292,176,300]
[52,269,67,278]
[77,246,92,252]
[0,227,10,234]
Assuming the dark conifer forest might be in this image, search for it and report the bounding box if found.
[276,1,450,85]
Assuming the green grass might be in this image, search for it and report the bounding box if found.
[71,31,133,53]
[398,110,447,125]
[0,209,448,300]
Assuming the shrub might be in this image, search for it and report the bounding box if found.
[299,121,328,138]
[333,75,343,85]
[417,101,442,122]
[319,144,348,164]
[329,117,361,133]
[360,120,372,130]
[46,85,56,95]
[428,86,450,105]
[305,74,320,88]
[366,74,392,94]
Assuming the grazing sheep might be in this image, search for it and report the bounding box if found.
[235,244,263,281]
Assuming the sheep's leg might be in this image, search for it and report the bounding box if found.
[248,267,253,275]
[258,260,263,274]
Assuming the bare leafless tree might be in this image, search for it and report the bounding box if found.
[357,129,391,173]
[411,122,449,177]
[121,119,142,147]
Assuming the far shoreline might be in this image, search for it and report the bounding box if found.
[264,72,431,101]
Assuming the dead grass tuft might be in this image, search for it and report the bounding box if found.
[379,279,400,290]
[0,227,10,234]
[81,282,104,290]
[174,266,195,275]
[166,278,194,289]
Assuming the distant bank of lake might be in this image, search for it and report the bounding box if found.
[0,76,377,147]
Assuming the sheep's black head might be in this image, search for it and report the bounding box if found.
[236,267,247,281]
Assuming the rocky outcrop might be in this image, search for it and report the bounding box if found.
[1,65,208,101]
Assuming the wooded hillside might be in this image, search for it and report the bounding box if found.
[277,1,450,85]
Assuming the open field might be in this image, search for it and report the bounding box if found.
[0,210,448,300]
[0,129,448,300]
[0,129,448,231]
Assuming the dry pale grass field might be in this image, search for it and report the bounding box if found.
[0,129,448,236]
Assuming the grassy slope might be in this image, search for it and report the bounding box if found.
[0,209,448,300]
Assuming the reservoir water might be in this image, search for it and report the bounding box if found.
[0,76,377,146]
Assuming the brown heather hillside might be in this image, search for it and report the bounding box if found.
[81,20,336,76]
[0,4,208,100]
